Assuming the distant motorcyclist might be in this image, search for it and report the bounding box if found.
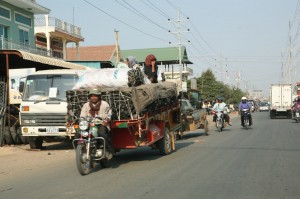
[292,96,300,117]
[212,97,229,125]
[238,96,253,127]
[80,88,113,159]
[218,97,232,126]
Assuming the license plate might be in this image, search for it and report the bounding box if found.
[277,108,286,112]
[296,113,299,117]
[46,127,58,133]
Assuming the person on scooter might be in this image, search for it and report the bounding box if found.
[80,88,113,159]
[218,97,232,126]
[239,96,253,127]
[292,96,300,117]
[212,97,227,126]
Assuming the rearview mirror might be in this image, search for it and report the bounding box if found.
[19,82,24,92]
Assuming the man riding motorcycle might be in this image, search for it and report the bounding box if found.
[292,96,300,117]
[80,89,114,159]
[218,97,232,126]
[238,96,253,127]
[212,97,231,126]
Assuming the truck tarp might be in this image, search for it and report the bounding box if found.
[68,81,178,120]
[92,81,177,115]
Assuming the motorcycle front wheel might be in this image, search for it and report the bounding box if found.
[76,144,92,175]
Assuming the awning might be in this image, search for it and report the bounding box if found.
[0,50,87,70]
[17,50,87,70]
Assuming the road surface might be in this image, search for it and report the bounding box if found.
[1,111,300,199]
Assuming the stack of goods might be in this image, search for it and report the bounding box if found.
[73,68,146,90]
[66,82,178,120]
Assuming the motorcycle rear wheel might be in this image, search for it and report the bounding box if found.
[244,118,249,129]
[76,144,92,175]
[217,120,222,132]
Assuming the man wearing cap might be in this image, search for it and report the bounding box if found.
[80,88,113,159]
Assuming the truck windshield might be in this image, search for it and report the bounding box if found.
[23,74,78,101]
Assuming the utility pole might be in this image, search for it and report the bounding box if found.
[235,70,241,89]
[168,9,189,82]
[114,29,120,64]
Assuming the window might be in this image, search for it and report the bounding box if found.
[0,6,10,20]
[0,25,8,39]
[36,36,47,43]
[19,29,29,45]
[15,13,31,27]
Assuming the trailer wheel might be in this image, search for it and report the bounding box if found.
[28,137,43,149]
[204,120,209,136]
[158,128,172,155]
[100,159,112,168]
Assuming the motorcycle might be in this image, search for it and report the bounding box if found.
[214,111,225,132]
[292,104,300,123]
[241,109,250,129]
[72,116,111,175]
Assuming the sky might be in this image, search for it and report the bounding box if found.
[37,0,299,97]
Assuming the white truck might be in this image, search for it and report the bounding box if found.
[270,84,293,119]
[19,70,85,149]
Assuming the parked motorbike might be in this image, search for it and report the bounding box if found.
[241,109,250,129]
[214,111,225,132]
[72,116,111,175]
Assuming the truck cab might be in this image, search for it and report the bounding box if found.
[19,70,85,149]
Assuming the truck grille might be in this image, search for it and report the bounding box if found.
[21,113,66,126]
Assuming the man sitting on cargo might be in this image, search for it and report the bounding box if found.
[80,89,114,159]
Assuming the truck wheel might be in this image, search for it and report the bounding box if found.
[10,125,22,145]
[270,111,276,119]
[157,127,172,155]
[4,126,13,145]
[28,137,43,149]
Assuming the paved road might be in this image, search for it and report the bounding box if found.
[1,111,300,199]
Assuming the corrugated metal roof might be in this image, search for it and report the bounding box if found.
[18,50,87,70]
[66,45,117,61]
[120,46,193,65]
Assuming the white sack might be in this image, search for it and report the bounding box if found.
[73,68,130,89]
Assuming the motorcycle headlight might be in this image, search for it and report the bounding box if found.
[79,120,89,130]
[81,131,88,137]
[90,127,98,138]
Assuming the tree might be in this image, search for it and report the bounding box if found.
[187,69,247,106]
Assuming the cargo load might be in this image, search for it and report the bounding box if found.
[66,81,178,120]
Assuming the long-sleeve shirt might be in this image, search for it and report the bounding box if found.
[80,100,112,119]
[212,102,226,112]
[239,102,251,110]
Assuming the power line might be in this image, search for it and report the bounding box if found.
[141,0,172,20]
[82,0,169,43]
[116,0,169,32]
[165,0,218,56]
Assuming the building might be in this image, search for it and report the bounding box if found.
[0,0,84,60]
[35,15,84,59]
[66,45,119,69]
[0,0,49,50]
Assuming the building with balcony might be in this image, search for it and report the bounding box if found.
[34,15,84,59]
[0,0,50,52]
